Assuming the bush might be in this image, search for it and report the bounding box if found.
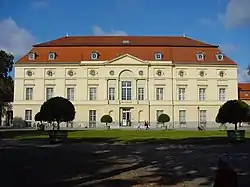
[216,99,250,130]
[100,115,113,126]
[157,113,170,128]
[12,116,27,128]
[40,97,75,130]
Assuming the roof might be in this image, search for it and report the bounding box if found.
[238,83,250,100]
[238,83,250,90]
[16,36,237,65]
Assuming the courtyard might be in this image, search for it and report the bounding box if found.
[0,130,250,187]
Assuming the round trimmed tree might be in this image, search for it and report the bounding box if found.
[216,99,249,130]
[34,112,42,122]
[40,97,75,130]
[157,113,170,129]
[100,114,113,127]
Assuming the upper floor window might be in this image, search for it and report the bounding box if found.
[25,87,33,100]
[178,88,185,100]
[46,87,54,100]
[156,88,164,100]
[219,88,226,101]
[25,110,32,121]
[121,81,132,100]
[216,53,224,61]
[154,52,163,60]
[48,52,56,60]
[91,52,99,60]
[108,87,115,100]
[28,52,36,60]
[89,87,97,100]
[67,87,75,101]
[196,52,204,61]
[199,88,206,101]
[138,88,144,100]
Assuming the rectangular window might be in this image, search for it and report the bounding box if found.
[156,88,164,100]
[89,87,97,100]
[199,88,206,101]
[46,87,54,100]
[156,110,164,123]
[25,88,33,100]
[179,110,186,123]
[67,88,75,100]
[138,88,144,100]
[121,81,132,100]
[219,88,226,101]
[108,87,115,100]
[89,110,96,127]
[178,88,185,100]
[25,110,32,121]
[199,110,207,124]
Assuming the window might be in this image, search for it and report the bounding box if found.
[89,110,96,127]
[199,110,207,124]
[138,88,144,100]
[199,88,206,101]
[25,88,33,100]
[89,87,97,100]
[219,88,226,101]
[216,53,224,61]
[25,110,32,121]
[178,88,185,100]
[121,81,132,100]
[108,87,115,100]
[91,52,98,60]
[155,52,163,60]
[28,52,35,60]
[67,88,75,100]
[48,52,56,60]
[196,52,204,60]
[156,88,164,100]
[156,110,164,122]
[46,88,54,100]
[179,110,186,124]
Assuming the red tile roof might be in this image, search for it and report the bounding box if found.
[16,36,237,65]
[238,83,250,100]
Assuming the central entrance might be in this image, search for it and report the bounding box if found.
[120,108,132,126]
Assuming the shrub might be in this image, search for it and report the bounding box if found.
[157,113,170,128]
[100,115,113,126]
[216,99,250,130]
[12,116,27,128]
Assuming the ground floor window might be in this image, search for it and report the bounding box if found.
[179,110,186,124]
[89,110,96,128]
[25,110,32,121]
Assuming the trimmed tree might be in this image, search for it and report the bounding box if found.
[157,113,170,129]
[34,112,42,122]
[100,114,113,128]
[40,97,75,130]
[216,100,249,131]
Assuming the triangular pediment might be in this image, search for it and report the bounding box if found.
[105,54,148,65]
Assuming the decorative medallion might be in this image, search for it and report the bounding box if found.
[156,70,162,76]
[139,70,143,76]
[219,71,225,77]
[179,70,184,77]
[26,70,33,77]
[68,70,74,76]
[47,70,53,76]
[90,69,96,76]
[109,70,114,76]
[199,70,205,77]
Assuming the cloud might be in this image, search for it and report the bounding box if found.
[238,67,250,82]
[92,26,127,36]
[219,43,238,55]
[0,18,35,57]
[220,0,250,29]
[31,0,49,9]
[197,17,217,27]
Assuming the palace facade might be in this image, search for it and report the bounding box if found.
[13,36,238,128]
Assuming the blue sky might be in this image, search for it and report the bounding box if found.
[1,0,250,81]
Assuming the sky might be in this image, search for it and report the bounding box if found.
[0,0,250,82]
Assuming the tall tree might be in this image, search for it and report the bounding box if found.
[0,50,14,125]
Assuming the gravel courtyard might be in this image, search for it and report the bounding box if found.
[0,139,250,187]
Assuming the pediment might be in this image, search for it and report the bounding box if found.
[105,54,148,65]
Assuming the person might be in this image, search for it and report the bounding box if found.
[213,154,238,187]
[137,123,141,130]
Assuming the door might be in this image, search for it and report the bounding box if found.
[122,108,131,126]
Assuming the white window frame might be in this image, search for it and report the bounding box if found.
[108,87,115,100]
[46,87,54,100]
[121,81,132,100]
[138,87,144,100]
[219,88,226,101]
[89,87,97,100]
[178,88,186,101]
[67,87,75,101]
[199,88,206,101]
[179,110,186,124]
[25,110,32,121]
[25,87,33,100]
[199,110,207,124]
[89,110,96,126]
[156,87,164,100]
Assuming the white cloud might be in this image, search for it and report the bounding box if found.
[220,0,250,29]
[31,0,49,9]
[238,67,250,82]
[92,26,127,36]
[0,18,35,57]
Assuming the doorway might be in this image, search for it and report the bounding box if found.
[121,108,131,126]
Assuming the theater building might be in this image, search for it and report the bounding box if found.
[13,36,238,128]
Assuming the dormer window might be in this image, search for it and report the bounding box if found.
[91,52,99,60]
[155,52,163,60]
[216,53,224,61]
[48,52,56,60]
[28,52,36,60]
[196,52,204,61]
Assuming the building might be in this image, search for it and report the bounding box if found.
[238,83,250,104]
[13,36,238,129]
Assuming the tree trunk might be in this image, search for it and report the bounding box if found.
[235,123,238,131]
[57,121,60,131]
[106,122,107,126]
[0,105,2,126]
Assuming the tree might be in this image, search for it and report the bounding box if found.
[40,97,75,130]
[100,114,113,127]
[34,112,42,122]
[0,50,14,125]
[216,100,249,130]
[157,113,170,128]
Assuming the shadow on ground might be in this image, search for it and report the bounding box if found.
[0,136,250,187]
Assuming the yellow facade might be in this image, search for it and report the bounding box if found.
[13,54,238,129]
